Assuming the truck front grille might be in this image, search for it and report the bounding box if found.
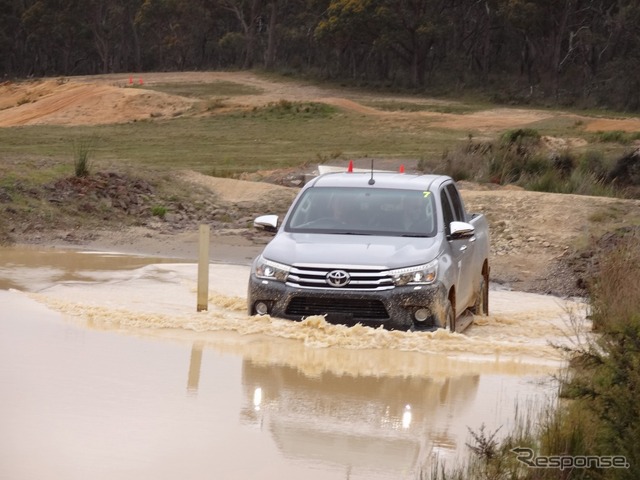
[285,297,389,320]
[287,265,394,291]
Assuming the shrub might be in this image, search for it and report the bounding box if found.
[500,128,541,145]
[151,205,167,218]
[607,151,640,187]
[551,150,576,178]
[565,169,616,197]
[578,150,608,179]
[255,100,336,118]
[596,130,630,144]
[590,229,640,329]
[554,231,640,478]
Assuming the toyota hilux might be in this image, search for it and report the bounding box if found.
[247,170,490,332]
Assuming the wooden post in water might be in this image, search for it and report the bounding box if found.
[197,224,210,312]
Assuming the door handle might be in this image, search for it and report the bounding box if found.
[460,245,468,252]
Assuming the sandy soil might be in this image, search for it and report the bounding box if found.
[2,71,638,131]
[2,72,640,295]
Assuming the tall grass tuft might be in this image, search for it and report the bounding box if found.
[72,139,93,177]
[589,229,640,330]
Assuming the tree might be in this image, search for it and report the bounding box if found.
[21,0,91,75]
[136,0,216,70]
[220,0,266,69]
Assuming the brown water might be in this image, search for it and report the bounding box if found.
[0,246,589,479]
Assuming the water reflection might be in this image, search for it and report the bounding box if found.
[0,245,177,291]
[187,342,203,394]
[240,358,480,474]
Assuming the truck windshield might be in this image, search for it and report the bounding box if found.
[285,187,437,237]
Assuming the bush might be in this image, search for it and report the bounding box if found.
[500,128,541,145]
[578,150,608,179]
[590,230,640,329]
[552,231,640,479]
[439,133,639,197]
[151,205,167,218]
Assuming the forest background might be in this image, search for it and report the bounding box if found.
[2,0,640,111]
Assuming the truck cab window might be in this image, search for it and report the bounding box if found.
[440,190,454,237]
[445,184,466,222]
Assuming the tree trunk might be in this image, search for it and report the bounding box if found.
[265,0,278,69]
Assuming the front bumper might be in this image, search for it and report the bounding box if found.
[247,275,448,331]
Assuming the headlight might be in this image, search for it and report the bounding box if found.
[254,256,291,282]
[389,260,438,286]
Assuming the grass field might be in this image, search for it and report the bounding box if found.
[0,73,636,181]
[0,107,465,175]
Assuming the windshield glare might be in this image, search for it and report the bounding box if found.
[285,187,437,237]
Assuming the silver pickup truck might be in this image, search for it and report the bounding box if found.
[247,171,490,332]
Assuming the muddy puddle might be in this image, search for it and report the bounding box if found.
[0,246,590,479]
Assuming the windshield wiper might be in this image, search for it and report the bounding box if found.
[331,231,372,236]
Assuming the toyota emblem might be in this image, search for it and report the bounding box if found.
[326,269,350,287]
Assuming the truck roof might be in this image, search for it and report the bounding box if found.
[309,172,449,191]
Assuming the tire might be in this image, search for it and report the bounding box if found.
[441,299,455,332]
[445,300,456,332]
[471,275,489,316]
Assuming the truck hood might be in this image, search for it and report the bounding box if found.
[261,232,440,269]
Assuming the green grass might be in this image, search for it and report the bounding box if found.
[144,80,263,99]
[594,130,640,144]
[151,205,167,218]
[0,110,462,174]
[362,100,482,114]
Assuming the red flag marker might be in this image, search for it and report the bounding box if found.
[399,164,405,173]
[139,78,144,85]
[347,160,353,172]
[129,75,133,84]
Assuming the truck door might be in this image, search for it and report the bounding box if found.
[441,185,475,312]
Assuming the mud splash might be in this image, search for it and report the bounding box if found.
[27,261,588,368]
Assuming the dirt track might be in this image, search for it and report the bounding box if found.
[3,71,640,132]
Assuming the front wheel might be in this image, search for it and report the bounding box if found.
[471,275,489,316]
[446,300,456,331]
[435,299,455,332]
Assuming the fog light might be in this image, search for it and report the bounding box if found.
[414,308,430,322]
[255,301,269,315]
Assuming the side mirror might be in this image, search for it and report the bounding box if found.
[449,221,475,240]
[254,214,279,233]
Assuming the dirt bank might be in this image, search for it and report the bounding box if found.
[2,72,640,131]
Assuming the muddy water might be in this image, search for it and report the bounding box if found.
[0,247,588,480]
